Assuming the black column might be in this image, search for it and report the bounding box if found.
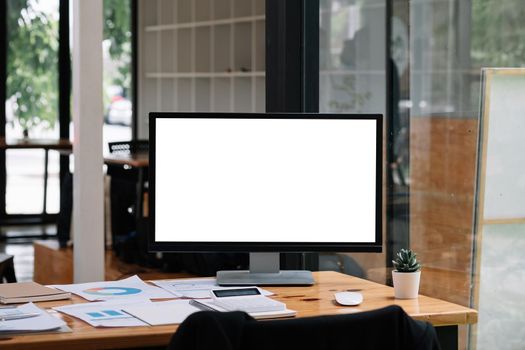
[58,0,71,185]
[385,0,410,281]
[266,0,319,113]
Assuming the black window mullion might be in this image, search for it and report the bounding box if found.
[266,0,299,112]
[302,0,319,113]
[58,0,71,191]
[385,1,410,279]
[0,0,7,219]
[131,0,138,141]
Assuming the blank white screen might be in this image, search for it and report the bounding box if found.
[155,118,377,243]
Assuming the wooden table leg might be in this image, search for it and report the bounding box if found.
[42,149,49,219]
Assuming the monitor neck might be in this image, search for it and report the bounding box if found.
[249,252,279,274]
[216,252,314,286]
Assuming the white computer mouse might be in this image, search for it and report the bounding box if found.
[334,291,363,306]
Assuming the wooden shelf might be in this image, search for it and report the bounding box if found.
[138,0,266,117]
[145,15,265,32]
[320,69,386,76]
[145,71,265,79]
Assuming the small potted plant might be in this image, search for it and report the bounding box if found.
[392,248,421,299]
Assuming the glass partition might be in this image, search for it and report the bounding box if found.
[319,0,525,348]
[407,1,525,348]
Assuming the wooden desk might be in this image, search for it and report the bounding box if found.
[0,138,72,150]
[0,271,477,350]
[104,153,149,168]
[0,138,72,222]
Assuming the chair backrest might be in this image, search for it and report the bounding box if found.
[168,305,440,350]
[108,140,149,155]
[0,254,17,283]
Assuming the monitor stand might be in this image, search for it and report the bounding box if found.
[216,252,315,286]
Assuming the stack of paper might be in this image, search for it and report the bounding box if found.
[0,303,68,334]
[0,282,70,304]
[190,299,297,320]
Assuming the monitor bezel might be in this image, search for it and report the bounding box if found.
[148,112,382,253]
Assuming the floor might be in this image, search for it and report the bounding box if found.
[0,224,57,282]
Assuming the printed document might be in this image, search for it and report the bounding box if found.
[152,278,273,298]
[0,303,66,333]
[122,300,200,326]
[52,275,174,301]
[54,299,151,327]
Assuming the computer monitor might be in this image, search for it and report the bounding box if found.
[149,113,382,285]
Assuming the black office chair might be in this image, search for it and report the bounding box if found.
[0,254,17,283]
[319,253,366,279]
[168,305,440,350]
[106,140,150,264]
[108,140,149,155]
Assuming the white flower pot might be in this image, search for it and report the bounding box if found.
[392,270,421,299]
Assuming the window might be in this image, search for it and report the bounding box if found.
[5,0,61,215]
[103,0,132,151]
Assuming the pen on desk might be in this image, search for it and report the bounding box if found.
[189,299,217,312]
[0,313,40,321]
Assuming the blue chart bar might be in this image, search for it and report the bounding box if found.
[87,312,104,318]
[102,310,123,316]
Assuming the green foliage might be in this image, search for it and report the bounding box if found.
[6,0,131,133]
[328,76,371,112]
[392,249,421,273]
[471,0,525,67]
[7,0,59,131]
[103,0,131,97]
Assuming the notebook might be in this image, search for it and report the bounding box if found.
[190,299,297,320]
[0,282,71,304]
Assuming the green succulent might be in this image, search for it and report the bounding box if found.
[392,249,421,273]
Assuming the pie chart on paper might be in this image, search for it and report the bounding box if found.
[83,287,143,296]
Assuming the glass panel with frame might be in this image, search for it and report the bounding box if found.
[318,0,388,283]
